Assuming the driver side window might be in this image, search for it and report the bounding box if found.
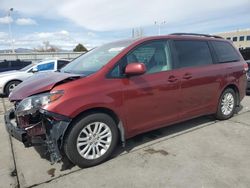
[109,40,171,77]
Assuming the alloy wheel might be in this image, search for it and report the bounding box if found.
[76,122,112,160]
[221,92,235,116]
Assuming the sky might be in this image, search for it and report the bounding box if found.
[0,0,249,51]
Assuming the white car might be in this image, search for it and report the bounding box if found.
[0,59,70,96]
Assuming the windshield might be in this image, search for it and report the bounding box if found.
[61,40,134,75]
[20,63,35,71]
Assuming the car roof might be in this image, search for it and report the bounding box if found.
[97,34,227,51]
[134,34,226,42]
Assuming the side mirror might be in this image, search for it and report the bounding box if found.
[32,67,38,73]
[125,63,146,76]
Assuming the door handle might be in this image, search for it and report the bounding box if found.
[183,73,192,80]
[168,75,178,83]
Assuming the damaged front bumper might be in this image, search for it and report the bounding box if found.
[4,108,71,164]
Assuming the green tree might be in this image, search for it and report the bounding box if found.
[73,43,88,52]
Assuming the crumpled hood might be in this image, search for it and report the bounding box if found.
[9,72,81,101]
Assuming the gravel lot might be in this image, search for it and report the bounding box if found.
[1,96,250,188]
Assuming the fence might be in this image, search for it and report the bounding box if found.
[0,52,85,62]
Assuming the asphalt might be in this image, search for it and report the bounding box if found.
[1,96,250,188]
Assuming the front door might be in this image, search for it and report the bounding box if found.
[117,40,181,135]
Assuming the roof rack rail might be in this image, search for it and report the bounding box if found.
[170,33,223,39]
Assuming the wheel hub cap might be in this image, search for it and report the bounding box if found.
[221,93,234,116]
[9,83,17,92]
[76,122,112,160]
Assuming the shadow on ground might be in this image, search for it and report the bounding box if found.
[34,115,215,171]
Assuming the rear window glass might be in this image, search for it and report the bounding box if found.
[212,41,240,63]
[174,40,213,68]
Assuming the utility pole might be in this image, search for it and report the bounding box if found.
[154,21,166,35]
[8,8,15,53]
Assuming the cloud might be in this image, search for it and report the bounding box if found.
[0,32,8,39]
[87,32,97,37]
[0,16,13,24]
[15,30,78,50]
[0,0,62,18]
[0,0,249,50]
[16,18,37,25]
[0,32,10,49]
[60,30,69,35]
[0,29,96,50]
[1,0,249,31]
[57,0,250,31]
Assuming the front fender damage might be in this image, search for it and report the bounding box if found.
[44,118,71,164]
[8,107,72,164]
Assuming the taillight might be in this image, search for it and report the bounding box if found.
[243,63,248,72]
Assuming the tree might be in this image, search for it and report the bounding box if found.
[73,43,88,52]
[33,41,60,52]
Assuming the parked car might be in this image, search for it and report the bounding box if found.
[4,33,247,168]
[0,59,32,72]
[246,60,250,94]
[0,59,70,96]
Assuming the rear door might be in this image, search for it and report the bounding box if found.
[172,39,221,119]
[211,41,245,100]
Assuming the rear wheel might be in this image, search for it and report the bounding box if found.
[215,88,236,120]
[5,80,21,96]
[64,113,118,168]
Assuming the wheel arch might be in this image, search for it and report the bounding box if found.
[223,84,240,107]
[4,79,22,94]
[63,107,126,146]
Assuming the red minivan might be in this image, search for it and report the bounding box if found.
[4,33,248,167]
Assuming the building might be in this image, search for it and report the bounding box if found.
[216,29,250,49]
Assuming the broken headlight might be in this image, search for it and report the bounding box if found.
[15,91,64,116]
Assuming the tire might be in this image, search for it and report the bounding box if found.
[215,88,236,120]
[64,113,118,168]
[5,80,21,96]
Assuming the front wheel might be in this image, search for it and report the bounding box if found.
[64,113,118,168]
[5,80,21,96]
[215,88,236,120]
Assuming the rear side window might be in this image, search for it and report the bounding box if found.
[174,40,213,68]
[10,61,21,68]
[0,61,9,68]
[212,41,240,63]
[57,60,70,69]
[37,62,55,71]
[22,61,31,67]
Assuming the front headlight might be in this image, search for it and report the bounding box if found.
[16,90,64,116]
